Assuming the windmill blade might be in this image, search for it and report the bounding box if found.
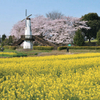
[25,9,27,27]
[21,9,32,27]
[21,14,32,22]
[25,9,27,17]
[26,14,32,18]
[21,18,25,22]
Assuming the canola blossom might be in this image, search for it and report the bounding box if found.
[0,53,100,100]
[0,52,17,55]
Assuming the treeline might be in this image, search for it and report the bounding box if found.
[73,13,100,46]
[1,12,100,47]
[81,13,100,42]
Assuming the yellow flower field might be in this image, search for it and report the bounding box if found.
[0,53,100,100]
[0,52,17,55]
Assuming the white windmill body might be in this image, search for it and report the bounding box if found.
[23,18,33,49]
[22,10,34,49]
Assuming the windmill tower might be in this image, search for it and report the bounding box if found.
[21,10,34,49]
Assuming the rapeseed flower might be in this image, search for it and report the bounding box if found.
[0,53,100,99]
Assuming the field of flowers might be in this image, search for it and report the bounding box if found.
[0,53,100,100]
[0,52,27,57]
[0,52,17,56]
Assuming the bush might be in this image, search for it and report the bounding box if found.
[57,46,100,50]
[3,46,16,50]
[13,53,27,57]
[0,53,27,57]
[57,46,67,50]
[33,46,54,50]
[73,29,84,46]
[9,46,16,50]
[3,46,9,49]
[96,30,100,45]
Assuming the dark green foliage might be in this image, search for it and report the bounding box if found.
[1,35,15,46]
[96,30,100,45]
[81,13,100,41]
[87,20,100,38]
[0,52,27,57]
[2,34,6,42]
[81,13,100,21]
[73,29,84,46]
[1,38,9,46]
[57,46,100,50]
[1,34,7,46]
[8,36,13,45]
[3,46,16,50]
[13,53,27,57]
[1,42,4,46]
[34,53,38,55]
[57,46,67,50]
[33,46,54,50]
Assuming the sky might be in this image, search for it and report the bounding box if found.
[0,0,100,37]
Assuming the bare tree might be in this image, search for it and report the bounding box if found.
[46,11,64,20]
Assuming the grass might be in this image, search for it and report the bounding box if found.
[69,49,100,53]
[85,39,97,43]
[4,49,16,52]
[0,49,52,57]
[16,49,52,56]
[91,39,97,42]
[0,52,27,57]
[84,39,97,46]
[1,47,100,57]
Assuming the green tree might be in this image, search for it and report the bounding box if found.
[73,29,84,46]
[1,35,15,46]
[96,30,100,45]
[2,34,6,42]
[81,13,100,21]
[81,13,100,42]
[8,36,13,45]
[1,38,9,46]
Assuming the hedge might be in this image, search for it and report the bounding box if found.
[3,46,16,50]
[0,53,27,57]
[33,46,54,50]
[57,46,100,50]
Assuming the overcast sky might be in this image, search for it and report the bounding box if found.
[0,0,100,36]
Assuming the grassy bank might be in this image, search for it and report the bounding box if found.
[1,46,100,57]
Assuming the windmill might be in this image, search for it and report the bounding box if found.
[21,9,34,49]
[21,9,32,26]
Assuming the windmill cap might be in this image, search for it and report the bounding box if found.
[26,18,31,20]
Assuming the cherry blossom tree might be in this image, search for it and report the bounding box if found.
[10,15,90,44]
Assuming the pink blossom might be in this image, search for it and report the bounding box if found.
[11,16,90,44]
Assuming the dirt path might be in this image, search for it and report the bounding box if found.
[16,49,74,57]
[37,50,73,56]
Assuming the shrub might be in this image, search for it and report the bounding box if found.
[13,53,27,57]
[0,52,27,57]
[3,46,16,50]
[34,53,38,55]
[57,46,100,50]
[73,29,84,46]
[3,46,9,49]
[9,46,16,50]
[33,46,54,50]
[97,30,100,45]
[57,46,67,50]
